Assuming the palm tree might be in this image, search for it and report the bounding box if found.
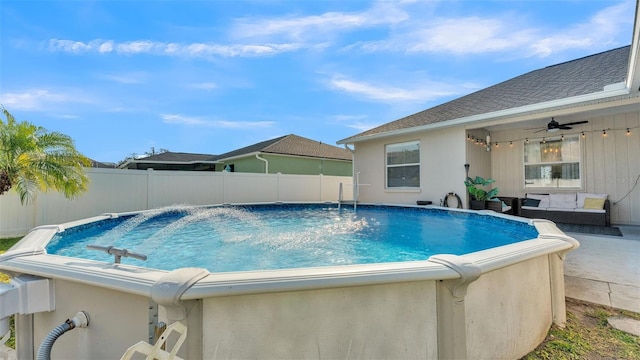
[0,107,91,205]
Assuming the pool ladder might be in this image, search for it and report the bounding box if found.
[86,245,148,264]
[338,172,369,211]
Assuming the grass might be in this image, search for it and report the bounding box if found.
[522,298,640,360]
[0,236,638,357]
[0,236,21,350]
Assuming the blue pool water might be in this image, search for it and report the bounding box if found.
[46,204,538,272]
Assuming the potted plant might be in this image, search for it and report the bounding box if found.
[464,176,499,210]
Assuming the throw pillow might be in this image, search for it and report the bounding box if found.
[577,192,607,208]
[523,198,541,207]
[583,197,606,209]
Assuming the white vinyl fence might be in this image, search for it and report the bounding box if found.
[0,168,354,238]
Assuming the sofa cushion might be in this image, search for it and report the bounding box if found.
[583,197,606,209]
[575,208,606,214]
[546,207,576,212]
[522,206,547,211]
[526,194,550,208]
[577,192,607,208]
[549,193,577,209]
[522,198,541,207]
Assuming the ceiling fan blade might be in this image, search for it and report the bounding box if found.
[533,128,547,133]
[558,126,572,130]
[560,120,588,126]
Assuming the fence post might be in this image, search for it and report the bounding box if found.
[277,172,281,202]
[146,168,153,210]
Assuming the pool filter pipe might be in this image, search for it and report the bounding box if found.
[36,311,89,360]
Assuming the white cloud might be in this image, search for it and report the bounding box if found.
[347,121,382,132]
[52,114,80,119]
[99,72,147,84]
[232,2,409,41]
[529,1,634,57]
[331,114,380,131]
[48,39,304,58]
[329,77,463,103]
[161,114,275,129]
[0,89,82,111]
[333,114,368,121]
[347,0,633,57]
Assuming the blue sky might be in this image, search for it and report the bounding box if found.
[0,0,635,163]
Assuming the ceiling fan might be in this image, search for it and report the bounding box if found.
[533,118,588,133]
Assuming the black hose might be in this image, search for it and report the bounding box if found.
[443,192,463,208]
[36,320,74,360]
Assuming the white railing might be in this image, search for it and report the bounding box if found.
[0,168,352,238]
[338,172,369,211]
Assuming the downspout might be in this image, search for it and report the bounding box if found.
[255,153,269,174]
[343,144,355,177]
[343,144,355,198]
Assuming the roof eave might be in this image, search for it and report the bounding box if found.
[118,159,220,169]
[217,151,351,162]
[626,3,640,94]
[337,86,632,144]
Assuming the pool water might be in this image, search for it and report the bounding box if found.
[46,204,538,272]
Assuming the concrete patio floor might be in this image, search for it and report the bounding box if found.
[563,224,640,313]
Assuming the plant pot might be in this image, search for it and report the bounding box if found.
[470,199,486,210]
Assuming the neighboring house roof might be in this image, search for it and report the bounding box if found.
[88,159,117,168]
[118,151,218,169]
[215,134,352,162]
[339,46,632,143]
[136,152,217,163]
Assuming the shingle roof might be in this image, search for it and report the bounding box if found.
[138,152,217,162]
[215,134,352,161]
[340,46,631,143]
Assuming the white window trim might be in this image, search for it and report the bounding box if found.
[385,140,421,189]
[522,134,584,190]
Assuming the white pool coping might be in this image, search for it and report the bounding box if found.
[0,204,578,300]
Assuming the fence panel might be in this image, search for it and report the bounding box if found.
[0,168,353,238]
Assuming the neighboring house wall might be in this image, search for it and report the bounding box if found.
[218,155,352,176]
[353,127,467,205]
[490,110,640,225]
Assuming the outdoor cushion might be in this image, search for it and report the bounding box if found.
[546,207,576,212]
[521,206,547,211]
[575,208,606,213]
[526,194,550,208]
[523,198,541,207]
[583,197,606,209]
[577,192,607,208]
[549,193,577,209]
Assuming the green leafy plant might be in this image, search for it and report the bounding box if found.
[0,107,90,205]
[464,176,499,201]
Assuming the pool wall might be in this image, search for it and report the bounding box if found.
[0,206,577,360]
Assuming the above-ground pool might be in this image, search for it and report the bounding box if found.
[0,203,578,360]
[45,204,539,272]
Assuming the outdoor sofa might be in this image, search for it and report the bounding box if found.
[517,193,610,226]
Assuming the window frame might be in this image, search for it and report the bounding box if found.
[385,140,421,189]
[523,134,583,190]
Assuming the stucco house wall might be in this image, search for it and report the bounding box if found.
[353,127,467,206]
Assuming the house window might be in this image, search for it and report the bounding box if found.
[386,141,420,188]
[524,135,581,189]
